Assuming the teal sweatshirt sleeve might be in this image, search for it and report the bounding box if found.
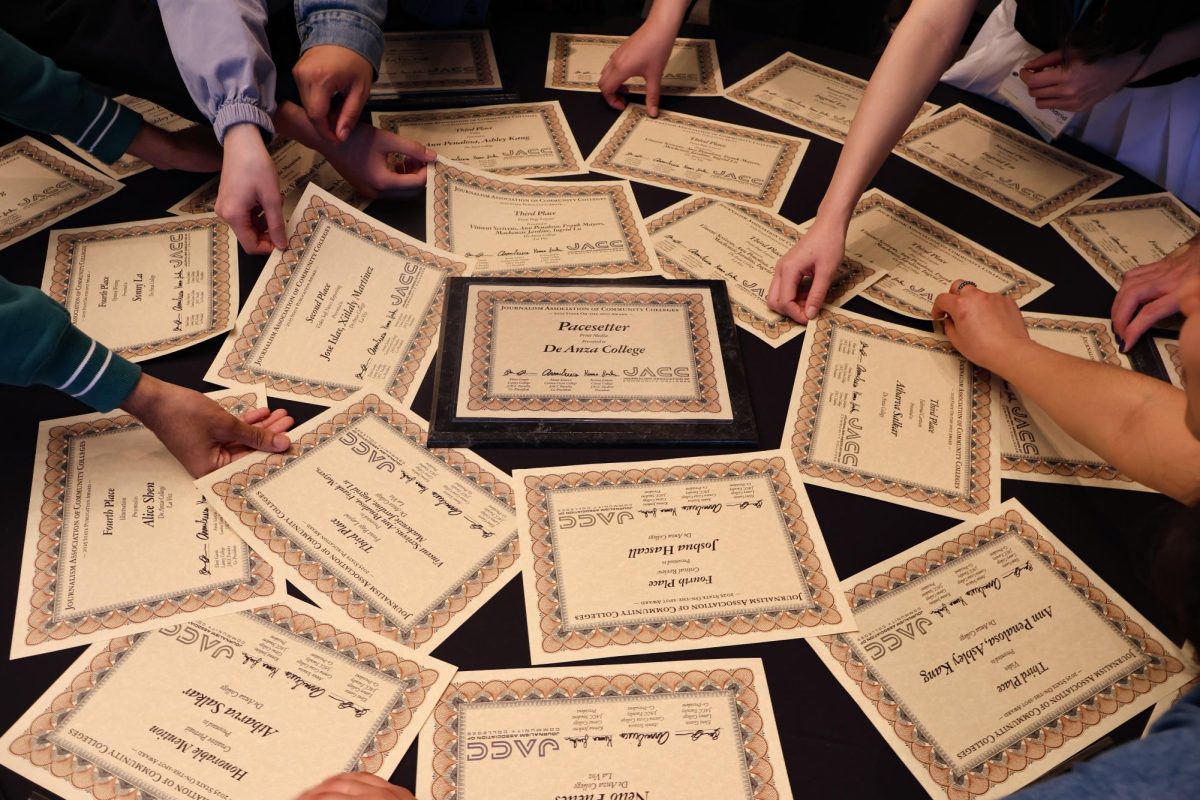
[0,277,141,411]
[0,28,143,164]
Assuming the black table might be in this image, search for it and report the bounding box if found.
[0,17,1185,800]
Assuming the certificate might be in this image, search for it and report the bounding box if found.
[726,52,938,141]
[784,307,999,519]
[1050,193,1200,290]
[417,658,792,800]
[371,30,501,97]
[54,95,197,180]
[546,32,723,95]
[647,196,885,345]
[999,314,1147,490]
[42,214,237,361]
[11,389,283,659]
[200,392,519,652]
[894,105,1120,225]
[0,136,121,250]
[587,105,807,211]
[514,451,854,663]
[208,184,468,408]
[374,101,586,178]
[427,158,662,277]
[169,139,365,219]
[840,189,1051,319]
[811,499,1192,800]
[1,601,454,800]
[1154,337,1185,389]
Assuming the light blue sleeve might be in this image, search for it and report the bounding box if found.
[294,0,388,74]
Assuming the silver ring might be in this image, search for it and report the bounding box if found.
[951,280,978,294]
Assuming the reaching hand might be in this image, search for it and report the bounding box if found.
[319,122,436,200]
[215,123,286,255]
[293,44,374,143]
[932,281,1034,374]
[121,373,292,479]
[125,123,222,173]
[598,18,678,117]
[767,218,848,324]
[1019,49,1142,113]
[293,773,415,800]
[1111,235,1200,351]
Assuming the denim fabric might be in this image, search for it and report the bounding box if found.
[294,0,386,72]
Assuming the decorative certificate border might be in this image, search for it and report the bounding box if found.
[789,310,995,516]
[587,106,806,210]
[647,196,881,342]
[429,159,658,277]
[373,30,500,95]
[0,137,121,249]
[522,457,843,658]
[215,192,464,405]
[894,105,1119,226]
[546,33,722,94]
[45,215,234,359]
[374,102,584,177]
[467,288,722,414]
[1154,337,1185,389]
[7,603,444,799]
[209,393,518,650]
[22,393,276,650]
[816,506,1186,799]
[427,666,783,800]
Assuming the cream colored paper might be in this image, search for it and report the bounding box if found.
[11,388,283,659]
[168,139,365,219]
[587,104,807,211]
[0,136,121,250]
[1154,337,1186,389]
[998,314,1148,490]
[455,281,734,421]
[810,499,1193,800]
[199,392,518,652]
[374,101,586,177]
[725,52,938,142]
[894,104,1120,226]
[838,189,1052,319]
[647,196,885,346]
[514,450,855,663]
[208,184,468,408]
[1,601,454,800]
[417,658,792,800]
[41,213,237,361]
[545,32,723,95]
[1051,193,1200,290]
[53,95,197,179]
[427,158,662,277]
[784,306,1000,519]
[372,30,501,97]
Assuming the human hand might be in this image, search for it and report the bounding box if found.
[932,281,1036,374]
[767,217,848,324]
[293,773,415,800]
[215,123,286,255]
[1019,49,1142,113]
[1111,234,1200,351]
[121,374,292,478]
[126,123,222,172]
[319,122,436,200]
[598,18,678,116]
[293,44,374,143]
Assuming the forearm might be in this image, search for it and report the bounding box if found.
[1131,18,1200,81]
[273,99,325,151]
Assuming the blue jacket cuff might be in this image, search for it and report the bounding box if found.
[298,10,385,75]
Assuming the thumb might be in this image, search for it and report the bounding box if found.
[644,74,662,118]
[261,191,287,251]
[1024,50,1064,71]
[229,416,291,453]
[336,83,368,141]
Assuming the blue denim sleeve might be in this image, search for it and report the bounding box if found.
[294,0,387,73]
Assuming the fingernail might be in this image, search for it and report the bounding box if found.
[806,305,818,319]
[272,434,290,451]
[425,148,437,161]
[1114,333,1125,351]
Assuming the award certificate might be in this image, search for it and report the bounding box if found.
[546,32,723,95]
[841,189,1051,319]
[784,307,999,519]
[12,389,283,659]
[372,30,501,97]
[200,392,518,652]
[1050,193,1200,290]
[427,158,662,277]
[812,499,1191,799]
[1,602,454,800]
[726,52,938,141]
[647,196,885,346]
[1154,337,1185,389]
[42,214,237,361]
[208,185,468,408]
[894,105,1119,225]
[0,136,122,250]
[417,658,792,800]
[514,451,854,663]
[54,96,197,180]
[587,105,807,211]
[374,101,586,177]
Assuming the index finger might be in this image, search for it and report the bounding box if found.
[335,83,368,141]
